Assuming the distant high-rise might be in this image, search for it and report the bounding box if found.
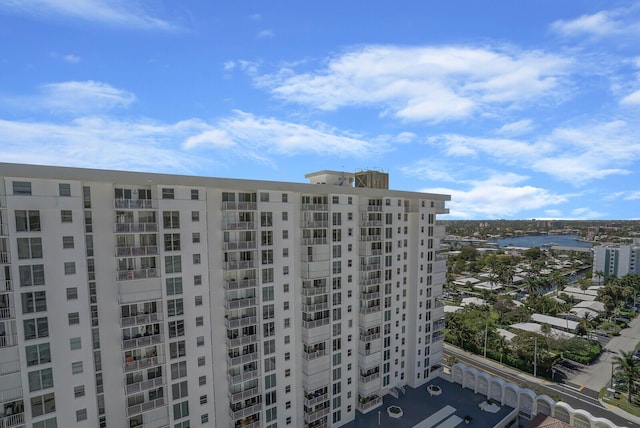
[592,239,640,279]
[0,164,449,428]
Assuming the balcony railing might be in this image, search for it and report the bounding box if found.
[1,279,12,292]
[0,224,8,236]
[359,277,381,286]
[226,334,258,348]
[221,201,257,211]
[122,333,163,350]
[0,360,20,376]
[360,291,380,301]
[226,352,259,367]
[224,278,257,290]
[301,204,328,211]
[223,241,257,250]
[0,334,18,348]
[302,221,329,228]
[301,237,328,246]
[227,369,259,385]
[229,402,262,421]
[359,306,381,315]
[359,372,380,383]
[357,395,382,413]
[126,397,166,417]
[114,222,158,233]
[302,285,327,296]
[116,246,158,257]
[0,307,15,319]
[0,252,9,264]
[117,268,160,281]
[360,263,381,272]
[224,297,257,310]
[359,220,383,227]
[223,260,256,270]
[302,318,330,329]
[304,392,329,407]
[302,302,329,313]
[114,199,156,209]
[124,355,165,373]
[121,312,163,328]
[360,235,381,242]
[367,205,383,212]
[359,332,380,342]
[222,222,255,231]
[228,386,261,404]
[0,412,24,428]
[125,376,165,395]
[304,406,330,423]
[225,315,257,329]
[303,349,327,361]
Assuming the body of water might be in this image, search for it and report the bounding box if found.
[491,234,592,249]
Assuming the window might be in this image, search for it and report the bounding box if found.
[282,193,288,203]
[196,336,205,346]
[59,183,71,196]
[74,385,85,398]
[171,361,187,379]
[265,373,276,389]
[13,181,32,195]
[162,188,175,199]
[165,255,182,273]
[192,232,200,243]
[191,211,199,222]
[17,238,43,259]
[283,248,289,257]
[201,414,209,423]
[61,210,72,223]
[71,361,83,374]
[76,409,87,421]
[195,295,202,306]
[284,318,290,328]
[163,211,180,229]
[285,368,291,377]
[266,407,277,422]
[15,210,41,231]
[166,277,183,295]
[282,211,288,221]
[283,301,289,310]
[282,230,288,239]
[31,393,55,417]
[64,262,76,275]
[24,317,48,340]
[264,339,276,355]
[170,340,186,359]
[168,299,184,317]
[194,275,202,286]
[199,376,206,386]
[260,192,270,202]
[22,291,47,313]
[173,401,189,419]
[198,356,206,366]
[66,287,78,300]
[28,368,54,391]
[26,343,51,366]
[164,234,181,251]
[70,337,81,350]
[68,312,80,325]
[283,266,289,275]
[62,236,74,249]
[196,316,203,327]
[172,381,189,400]
[261,212,273,227]
[193,254,201,265]
[169,320,185,338]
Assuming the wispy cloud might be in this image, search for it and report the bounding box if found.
[421,173,568,219]
[550,6,640,39]
[50,52,80,63]
[496,119,534,136]
[252,45,572,122]
[257,29,274,39]
[0,0,178,30]
[621,89,640,105]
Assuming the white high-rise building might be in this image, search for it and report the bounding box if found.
[592,239,640,279]
[0,163,449,428]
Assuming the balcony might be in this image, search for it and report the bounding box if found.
[223,241,257,250]
[223,260,256,270]
[302,318,331,343]
[0,412,24,428]
[304,406,330,424]
[224,297,257,310]
[224,278,257,291]
[362,248,383,256]
[225,315,257,329]
[229,402,262,421]
[222,222,255,231]
[359,309,382,329]
[117,268,160,282]
[360,235,381,242]
[116,246,159,257]
[357,395,382,414]
[358,351,381,369]
[125,376,165,395]
[226,351,259,367]
[301,204,328,211]
[359,371,380,384]
[359,220,382,227]
[301,254,330,263]
[302,220,329,228]
[114,222,158,233]
[0,307,14,320]
[301,269,330,280]
[114,199,156,210]
[301,237,328,246]
[0,360,20,376]
[303,351,330,375]
[121,312,164,328]
[359,277,381,287]
[367,205,383,212]
[360,291,380,301]
[126,397,166,417]
[0,252,9,264]
[1,279,12,292]
[360,263,381,272]
[124,355,165,373]
[0,334,17,348]
[301,302,329,313]
[226,334,259,348]
[304,391,329,407]
[227,369,259,385]
[0,224,7,236]
[228,386,261,404]
[122,333,163,350]
[302,285,327,297]
[359,332,380,342]
[221,201,257,211]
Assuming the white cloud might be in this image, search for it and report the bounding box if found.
[551,11,619,37]
[0,0,177,30]
[625,191,640,201]
[496,119,533,136]
[570,207,606,220]
[621,89,640,105]
[544,209,562,218]
[400,160,461,183]
[50,52,80,63]
[257,30,274,39]
[249,13,261,21]
[421,173,568,219]
[254,45,571,122]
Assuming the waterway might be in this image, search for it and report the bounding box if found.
[490,234,592,249]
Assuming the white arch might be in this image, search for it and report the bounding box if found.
[553,402,572,424]
[518,390,536,416]
[535,395,554,416]
[504,384,519,408]
[476,372,490,396]
[489,378,504,403]
[463,367,478,390]
[573,410,592,428]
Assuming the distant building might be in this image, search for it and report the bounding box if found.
[592,239,640,278]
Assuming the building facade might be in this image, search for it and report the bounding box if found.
[0,163,449,428]
[592,239,640,279]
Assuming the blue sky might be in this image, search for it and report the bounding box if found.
[1,1,639,220]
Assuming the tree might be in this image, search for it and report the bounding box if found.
[594,270,605,285]
[575,312,595,339]
[494,335,509,364]
[613,350,640,403]
[553,271,568,297]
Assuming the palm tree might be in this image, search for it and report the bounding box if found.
[553,271,568,297]
[594,270,605,285]
[494,335,509,364]
[576,312,595,339]
[612,350,640,403]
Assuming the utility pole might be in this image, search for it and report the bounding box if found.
[533,337,538,378]
[483,323,488,358]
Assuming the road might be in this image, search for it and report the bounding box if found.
[445,345,640,428]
